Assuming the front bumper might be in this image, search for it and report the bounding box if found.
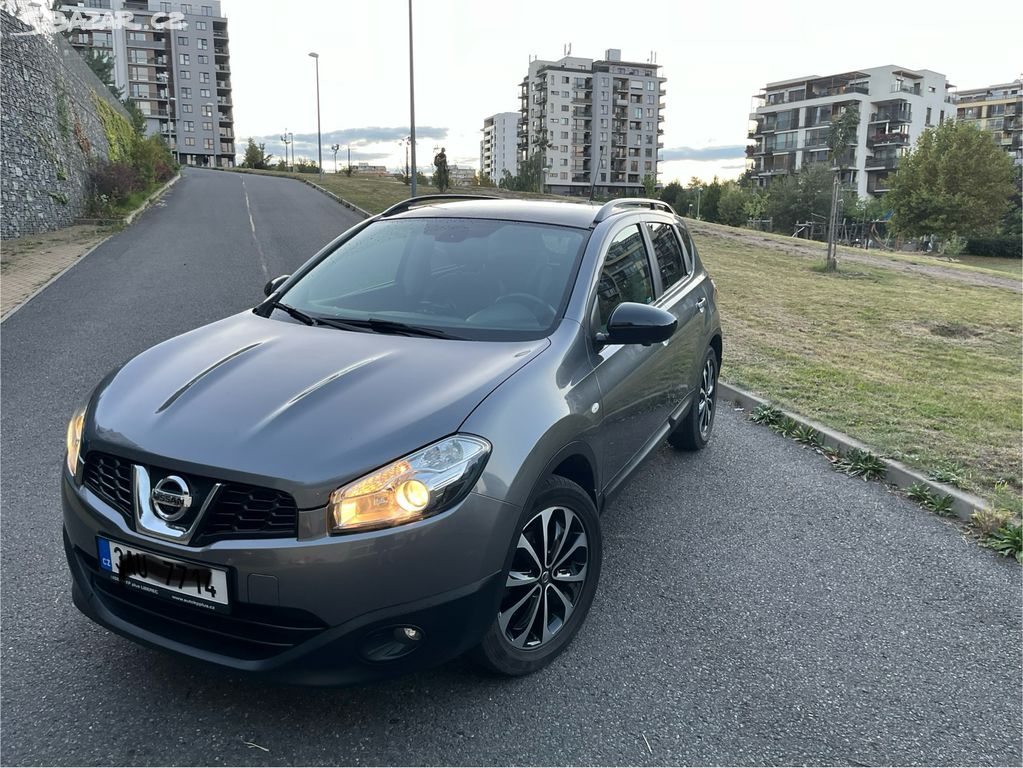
[62,474,517,685]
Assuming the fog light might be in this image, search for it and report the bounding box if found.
[360,625,425,662]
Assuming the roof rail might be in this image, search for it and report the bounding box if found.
[379,194,501,218]
[593,198,676,223]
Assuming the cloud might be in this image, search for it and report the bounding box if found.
[660,145,747,162]
[252,125,448,148]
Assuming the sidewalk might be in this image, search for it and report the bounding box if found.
[0,225,113,319]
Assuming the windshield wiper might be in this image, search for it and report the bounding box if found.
[269,300,318,326]
[317,316,464,340]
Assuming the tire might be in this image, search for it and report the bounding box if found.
[472,475,602,676]
[668,345,719,451]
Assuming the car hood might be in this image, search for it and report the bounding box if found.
[87,311,549,507]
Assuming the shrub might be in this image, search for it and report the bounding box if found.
[985,522,1022,563]
[89,161,141,206]
[964,235,1022,258]
[131,135,176,186]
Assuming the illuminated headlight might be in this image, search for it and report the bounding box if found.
[65,406,87,478]
[328,435,491,534]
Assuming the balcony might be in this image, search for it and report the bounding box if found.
[864,155,900,170]
[216,64,231,73]
[870,110,911,124]
[866,132,909,149]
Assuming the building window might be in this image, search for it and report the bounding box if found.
[633,108,642,119]
[561,118,568,125]
[178,53,190,64]
[160,1,170,10]
[645,135,653,145]
[177,36,188,46]
[646,108,653,117]
[560,131,569,139]
[645,148,652,157]
[560,145,568,152]
[196,21,207,30]
[926,107,932,125]
[601,91,608,101]
[201,104,212,116]
[184,137,195,146]
[204,138,214,149]
[198,55,208,64]
[181,86,191,97]
[561,158,568,166]
[182,104,193,113]
[128,31,146,41]
[560,172,568,180]
[561,104,569,112]
[184,121,194,131]
[198,38,208,49]
[182,3,192,13]
[200,88,210,97]
[202,5,212,15]
[199,72,210,83]
[600,131,608,141]
[562,76,569,84]
[203,121,213,130]
[600,118,608,128]
[601,76,609,86]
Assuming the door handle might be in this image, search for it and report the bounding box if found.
[696,297,707,313]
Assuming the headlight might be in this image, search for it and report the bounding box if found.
[328,435,490,534]
[65,406,86,477]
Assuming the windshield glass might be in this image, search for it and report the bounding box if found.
[280,218,589,340]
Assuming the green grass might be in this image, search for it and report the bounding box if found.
[230,168,574,215]
[697,229,1022,505]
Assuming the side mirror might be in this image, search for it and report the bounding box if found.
[597,302,677,347]
[263,274,291,297]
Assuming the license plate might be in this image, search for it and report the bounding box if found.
[97,538,229,612]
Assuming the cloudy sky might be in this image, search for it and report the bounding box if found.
[227,0,1022,183]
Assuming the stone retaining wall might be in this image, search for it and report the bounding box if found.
[1,10,130,239]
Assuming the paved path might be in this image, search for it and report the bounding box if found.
[2,169,1020,766]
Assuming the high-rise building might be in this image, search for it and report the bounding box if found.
[479,112,519,184]
[747,65,952,197]
[953,79,1022,166]
[68,0,235,168]
[519,48,665,196]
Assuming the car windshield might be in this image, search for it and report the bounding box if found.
[280,217,589,341]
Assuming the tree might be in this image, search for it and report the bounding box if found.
[642,174,657,198]
[765,162,833,234]
[499,138,549,192]
[824,107,860,271]
[699,177,723,223]
[80,49,122,99]
[122,98,147,136]
[716,182,749,227]
[886,120,1016,240]
[242,138,273,169]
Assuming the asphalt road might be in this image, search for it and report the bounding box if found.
[2,169,1020,767]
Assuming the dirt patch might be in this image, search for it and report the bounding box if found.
[929,322,982,339]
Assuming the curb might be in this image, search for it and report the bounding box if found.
[295,177,372,219]
[124,172,181,225]
[1,173,180,324]
[718,381,992,522]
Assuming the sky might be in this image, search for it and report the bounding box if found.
[226,0,1023,184]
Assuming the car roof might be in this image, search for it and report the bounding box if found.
[386,198,604,229]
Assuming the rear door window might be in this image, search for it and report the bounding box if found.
[645,221,688,291]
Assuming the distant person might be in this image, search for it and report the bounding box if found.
[433,147,449,192]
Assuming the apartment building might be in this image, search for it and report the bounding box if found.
[479,112,519,183]
[748,65,952,197]
[68,0,235,168]
[519,49,665,196]
[953,79,1022,166]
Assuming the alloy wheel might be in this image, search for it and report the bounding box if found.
[499,506,589,650]
[698,356,716,439]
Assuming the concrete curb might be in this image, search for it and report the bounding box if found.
[1,174,181,324]
[295,177,372,219]
[124,172,181,225]
[719,381,992,522]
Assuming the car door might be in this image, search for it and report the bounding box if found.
[641,219,706,417]
[590,222,672,485]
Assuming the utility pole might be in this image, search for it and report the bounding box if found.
[331,143,340,173]
[308,52,322,175]
[280,130,291,171]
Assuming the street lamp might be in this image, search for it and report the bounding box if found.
[331,143,340,173]
[407,0,417,196]
[280,130,293,171]
[308,52,322,176]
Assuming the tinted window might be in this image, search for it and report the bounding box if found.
[595,225,654,330]
[282,218,588,341]
[676,223,697,270]
[646,222,687,290]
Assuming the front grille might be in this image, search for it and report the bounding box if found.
[83,453,134,522]
[78,550,327,660]
[192,484,298,546]
[82,452,300,545]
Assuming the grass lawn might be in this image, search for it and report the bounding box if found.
[696,228,1022,510]
[231,168,573,214]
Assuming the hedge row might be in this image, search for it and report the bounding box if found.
[965,236,1022,259]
